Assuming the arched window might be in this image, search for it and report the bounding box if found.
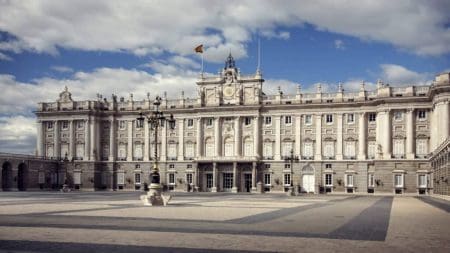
[243,137,253,156]
[263,140,273,159]
[224,137,234,157]
[205,138,214,157]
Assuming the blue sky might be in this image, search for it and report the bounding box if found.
[0,0,449,154]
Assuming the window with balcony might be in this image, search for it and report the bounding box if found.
[169,173,175,184]
[368,141,376,159]
[368,113,376,122]
[244,139,253,157]
[61,121,69,130]
[368,174,374,188]
[264,173,271,185]
[282,141,293,158]
[205,138,214,156]
[206,118,213,127]
[416,139,428,157]
[284,174,291,186]
[346,174,354,187]
[393,139,405,158]
[418,174,427,188]
[244,117,252,126]
[264,116,272,125]
[134,173,141,185]
[224,138,234,157]
[47,121,54,130]
[418,110,427,120]
[394,174,403,188]
[344,141,356,158]
[119,120,126,130]
[303,142,313,159]
[324,141,335,159]
[186,173,193,184]
[326,114,333,123]
[263,141,273,159]
[394,111,403,121]
[185,142,195,159]
[167,143,177,159]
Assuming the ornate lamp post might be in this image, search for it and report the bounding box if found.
[137,96,175,206]
[284,149,299,195]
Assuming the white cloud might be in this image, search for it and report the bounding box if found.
[334,39,345,50]
[0,52,12,61]
[0,0,448,60]
[380,64,431,85]
[0,115,36,154]
[51,65,73,73]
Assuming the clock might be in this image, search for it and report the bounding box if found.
[223,86,235,97]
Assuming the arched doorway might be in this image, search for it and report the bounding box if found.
[2,162,13,191]
[301,165,315,193]
[17,163,27,191]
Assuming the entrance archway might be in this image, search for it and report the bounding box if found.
[17,163,27,191]
[2,162,13,191]
[301,165,315,193]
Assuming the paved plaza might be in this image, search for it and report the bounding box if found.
[0,192,448,253]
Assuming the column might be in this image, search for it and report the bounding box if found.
[294,116,301,157]
[36,120,44,157]
[212,162,218,192]
[232,162,238,193]
[90,118,96,160]
[358,112,366,160]
[214,117,221,156]
[384,111,392,159]
[336,114,343,160]
[442,101,450,141]
[194,163,199,188]
[196,118,202,157]
[178,119,184,160]
[377,110,391,159]
[53,120,60,159]
[253,116,260,157]
[234,117,241,156]
[127,120,133,161]
[406,109,415,159]
[274,116,281,160]
[109,118,116,161]
[69,120,75,160]
[161,123,167,161]
[143,119,149,161]
[251,162,257,192]
[315,114,322,160]
[84,118,90,161]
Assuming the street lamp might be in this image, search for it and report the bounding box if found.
[137,96,175,206]
[284,149,299,195]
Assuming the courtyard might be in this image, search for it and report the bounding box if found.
[0,192,448,253]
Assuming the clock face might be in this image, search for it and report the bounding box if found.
[223,86,235,97]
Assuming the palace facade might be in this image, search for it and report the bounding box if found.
[31,55,450,195]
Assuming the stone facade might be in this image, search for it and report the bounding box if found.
[10,55,449,195]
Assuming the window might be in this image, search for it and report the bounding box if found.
[303,142,313,157]
[244,117,252,126]
[77,121,84,129]
[206,118,213,127]
[206,174,213,188]
[135,164,141,169]
[169,164,175,169]
[186,173,193,184]
[263,142,273,158]
[244,140,253,156]
[368,174,374,187]
[346,174,354,187]
[416,139,428,156]
[135,173,141,184]
[224,139,234,157]
[325,174,332,186]
[394,111,403,121]
[418,110,426,120]
[368,113,376,122]
[344,141,356,157]
[169,173,175,184]
[285,116,292,124]
[185,142,195,158]
[264,116,272,125]
[187,164,192,169]
[119,120,126,130]
[264,173,271,185]
[118,144,126,159]
[394,174,403,187]
[282,142,293,157]
[136,120,143,129]
[168,143,177,158]
[325,164,332,169]
[418,175,426,188]
[284,174,291,186]
[62,121,69,130]
[326,114,333,123]
[324,141,335,158]
[74,172,81,185]
[284,164,291,169]
[368,141,376,159]
[347,114,354,123]
[264,164,271,169]
[393,139,405,157]
[47,121,54,129]
[134,143,143,159]
[304,115,312,125]
[187,119,194,127]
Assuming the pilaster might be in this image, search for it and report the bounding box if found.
[336,114,343,160]
[69,120,75,160]
[253,116,260,157]
[109,118,116,161]
[178,119,184,160]
[53,120,60,159]
[84,118,90,160]
[232,162,238,193]
[196,118,202,157]
[358,112,366,160]
[315,114,322,160]
[294,115,301,157]
[143,119,149,161]
[127,120,133,162]
[406,109,415,159]
[234,117,241,156]
[274,116,281,160]
[212,162,218,192]
[214,117,221,157]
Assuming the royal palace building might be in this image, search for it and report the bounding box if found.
[27,55,450,195]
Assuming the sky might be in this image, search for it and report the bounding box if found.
[0,0,449,154]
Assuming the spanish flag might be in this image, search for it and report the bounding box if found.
[194,44,203,53]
